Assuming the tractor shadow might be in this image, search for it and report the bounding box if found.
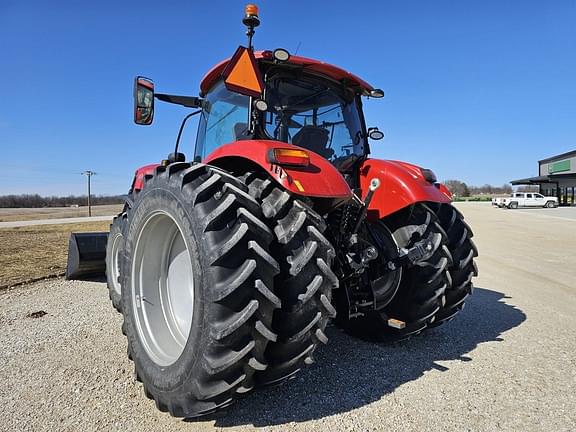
[84,275,107,283]
[196,287,526,428]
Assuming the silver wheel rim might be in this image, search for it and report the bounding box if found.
[110,231,122,296]
[132,211,194,367]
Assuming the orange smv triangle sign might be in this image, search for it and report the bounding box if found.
[222,46,264,98]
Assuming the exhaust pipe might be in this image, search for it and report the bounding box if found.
[65,232,109,280]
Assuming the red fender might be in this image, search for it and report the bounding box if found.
[360,159,451,220]
[131,164,160,193]
[204,140,353,203]
[438,183,453,200]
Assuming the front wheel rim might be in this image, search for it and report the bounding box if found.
[132,211,195,367]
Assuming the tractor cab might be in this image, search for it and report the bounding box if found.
[133,21,384,176]
[195,57,382,173]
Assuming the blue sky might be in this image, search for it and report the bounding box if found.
[1,0,575,195]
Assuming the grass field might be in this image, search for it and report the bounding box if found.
[0,221,111,288]
[0,204,122,222]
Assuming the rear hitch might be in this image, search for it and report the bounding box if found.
[389,230,441,269]
[351,177,381,235]
[339,178,383,275]
[345,238,379,275]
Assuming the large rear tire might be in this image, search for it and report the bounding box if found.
[429,203,478,326]
[106,213,126,312]
[241,172,338,386]
[120,163,280,417]
[340,203,451,341]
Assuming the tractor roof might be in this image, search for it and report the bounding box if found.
[200,50,375,96]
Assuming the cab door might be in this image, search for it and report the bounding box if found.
[525,193,536,206]
[533,193,546,207]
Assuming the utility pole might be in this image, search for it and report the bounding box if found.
[81,171,96,217]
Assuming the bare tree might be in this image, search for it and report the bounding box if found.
[468,183,513,195]
[444,180,470,197]
[517,185,540,192]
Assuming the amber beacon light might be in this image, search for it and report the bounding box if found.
[242,4,260,49]
[245,4,259,17]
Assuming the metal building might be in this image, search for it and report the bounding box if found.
[510,150,576,206]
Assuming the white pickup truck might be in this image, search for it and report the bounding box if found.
[493,192,559,209]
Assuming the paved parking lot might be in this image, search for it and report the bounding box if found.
[0,202,575,431]
[510,205,576,220]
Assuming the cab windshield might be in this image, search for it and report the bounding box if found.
[264,76,366,161]
[194,77,367,162]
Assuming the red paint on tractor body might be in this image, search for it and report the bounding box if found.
[129,157,450,220]
[438,183,453,200]
[204,140,353,201]
[200,51,374,96]
[360,159,451,220]
[131,164,160,193]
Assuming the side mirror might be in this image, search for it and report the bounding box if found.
[368,127,384,140]
[134,77,154,125]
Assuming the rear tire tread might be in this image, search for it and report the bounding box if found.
[121,163,280,417]
[429,203,478,327]
[106,213,127,312]
[241,172,338,387]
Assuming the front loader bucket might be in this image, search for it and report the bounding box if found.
[65,232,109,280]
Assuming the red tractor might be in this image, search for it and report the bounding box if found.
[69,4,477,418]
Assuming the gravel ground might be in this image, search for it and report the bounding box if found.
[1,203,575,431]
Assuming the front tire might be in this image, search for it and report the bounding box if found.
[121,163,280,417]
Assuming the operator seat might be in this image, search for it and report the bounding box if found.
[292,126,334,159]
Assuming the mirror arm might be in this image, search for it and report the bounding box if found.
[174,110,202,158]
[155,93,204,109]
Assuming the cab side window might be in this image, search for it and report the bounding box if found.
[195,81,250,160]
